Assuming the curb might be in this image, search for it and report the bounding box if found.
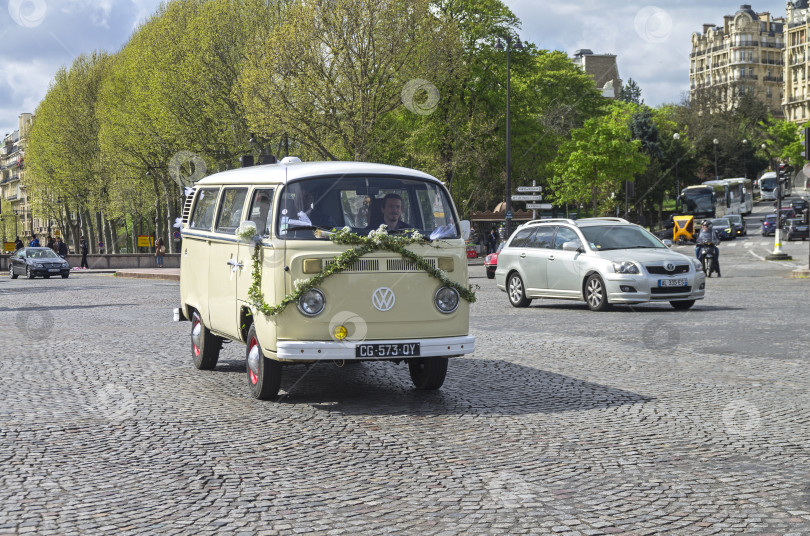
[115,270,180,282]
[791,266,810,279]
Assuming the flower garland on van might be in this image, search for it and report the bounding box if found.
[247,225,477,317]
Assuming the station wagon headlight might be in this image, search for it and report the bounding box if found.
[298,289,325,316]
[612,261,639,274]
[434,287,460,313]
[691,258,704,272]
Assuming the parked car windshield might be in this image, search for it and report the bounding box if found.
[711,218,731,228]
[579,225,666,251]
[25,248,59,258]
[276,175,458,240]
[726,215,742,224]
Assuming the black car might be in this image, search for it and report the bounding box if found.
[726,214,747,237]
[710,218,735,240]
[786,218,809,241]
[9,247,70,279]
[790,198,808,215]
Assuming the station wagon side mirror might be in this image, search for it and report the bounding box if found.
[662,239,673,247]
[460,220,471,240]
[562,241,583,252]
[236,220,259,243]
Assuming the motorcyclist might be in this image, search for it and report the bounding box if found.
[695,220,721,277]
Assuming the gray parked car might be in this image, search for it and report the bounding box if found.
[495,218,706,311]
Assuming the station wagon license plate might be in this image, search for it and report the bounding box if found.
[356,342,420,358]
[658,278,687,288]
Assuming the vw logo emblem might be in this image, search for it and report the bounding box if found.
[665,262,675,272]
[372,287,396,311]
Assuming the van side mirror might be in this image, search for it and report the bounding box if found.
[236,220,259,242]
[662,239,673,247]
[460,220,471,240]
[561,241,583,252]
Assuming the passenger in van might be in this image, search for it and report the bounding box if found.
[378,193,411,231]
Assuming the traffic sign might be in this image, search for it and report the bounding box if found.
[516,186,542,193]
[505,210,513,219]
[511,194,542,201]
[526,203,552,210]
[173,231,181,240]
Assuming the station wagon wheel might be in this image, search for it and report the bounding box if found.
[26,266,35,279]
[10,266,17,279]
[507,273,532,308]
[246,324,282,400]
[585,274,610,311]
[408,357,448,390]
[190,310,222,370]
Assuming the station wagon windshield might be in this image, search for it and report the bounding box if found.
[277,175,459,240]
[580,225,666,251]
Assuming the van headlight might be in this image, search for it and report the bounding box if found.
[298,289,325,316]
[434,287,460,313]
[612,261,639,274]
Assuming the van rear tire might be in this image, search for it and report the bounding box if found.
[408,357,448,390]
[246,324,282,400]
[191,310,221,370]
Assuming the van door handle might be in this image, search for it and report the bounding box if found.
[520,253,526,258]
[548,255,555,261]
[226,259,243,268]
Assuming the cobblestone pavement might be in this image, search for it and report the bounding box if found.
[1,204,809,535]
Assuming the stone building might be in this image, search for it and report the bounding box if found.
[689,4,784,117]
[0,113,39,244]
[784,0,810,123]
[572,49,622,98]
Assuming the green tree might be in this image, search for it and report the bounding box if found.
[619,78,643,106]
[549,102,649,215]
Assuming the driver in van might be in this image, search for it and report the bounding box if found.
[380,193,411,231]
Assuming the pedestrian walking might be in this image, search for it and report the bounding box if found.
[80,236,89,269]
[56,236,68,258]
[155,237,165,268]
[47,235,56,251]
[14,236,23,251]
[29,234,40,247]
[486,227,498,254]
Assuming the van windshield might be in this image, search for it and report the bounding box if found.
[277,175,459,240]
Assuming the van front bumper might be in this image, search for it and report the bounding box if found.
[277,335,475,361]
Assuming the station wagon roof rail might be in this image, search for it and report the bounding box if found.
[523,218,577,226]
[576,217,630,223]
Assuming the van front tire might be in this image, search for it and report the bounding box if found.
[246,324,281,400]
[191,310,222,370]
[408,357,448,390]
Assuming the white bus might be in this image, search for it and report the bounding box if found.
[724,178,753,215]
[758,172,779,201]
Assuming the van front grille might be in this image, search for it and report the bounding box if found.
[324,259,380,272]
[181,187,196,225]
[322,257,439,272]
[386,258,437,271]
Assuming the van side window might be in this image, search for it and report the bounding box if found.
[189,188,220,230]
[215,188,249,233]
[248,188,274,236]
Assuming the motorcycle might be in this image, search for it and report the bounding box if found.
[697,243,716,277]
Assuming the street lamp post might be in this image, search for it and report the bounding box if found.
[742,139,748,180]
[495,34,523,239]
[673,133,680,200]
[713,138,719,180]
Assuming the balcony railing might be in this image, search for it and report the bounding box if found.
[763,76,784,82]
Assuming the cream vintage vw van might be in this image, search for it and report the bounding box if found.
[175,158,475,399]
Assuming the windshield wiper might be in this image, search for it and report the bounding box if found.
[285,224,332,232]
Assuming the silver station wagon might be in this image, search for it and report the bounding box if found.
[495,218,706,311]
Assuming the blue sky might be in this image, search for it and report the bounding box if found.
[0,0,791,138]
